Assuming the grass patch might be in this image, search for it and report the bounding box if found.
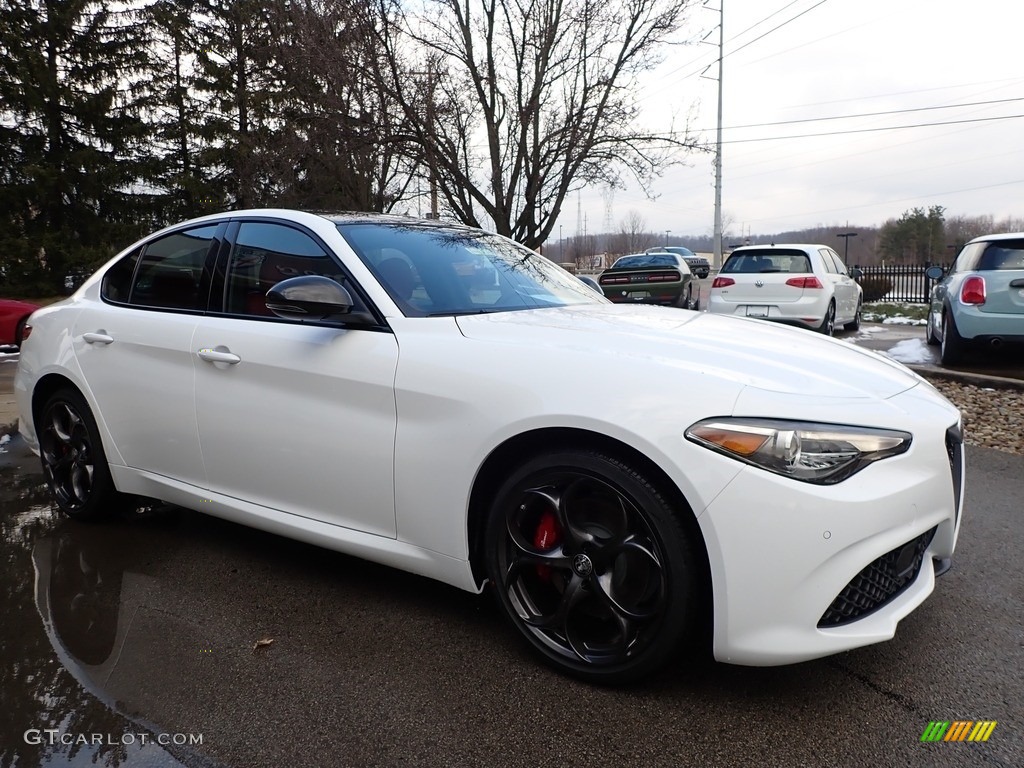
[861,302,928,324]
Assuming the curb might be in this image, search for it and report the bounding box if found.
[906,364,1024,390]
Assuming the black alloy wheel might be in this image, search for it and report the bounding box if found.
[39,389,125,520]
[485,450,697,684]
[819,301,836,336]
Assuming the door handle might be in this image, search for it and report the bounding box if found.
[197,347,241,365]
[83,331,114,345]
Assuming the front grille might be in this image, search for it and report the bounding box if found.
[946,423,964,524]
[818,527,937,628]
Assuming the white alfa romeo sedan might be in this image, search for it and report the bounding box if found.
[15,210,964,684]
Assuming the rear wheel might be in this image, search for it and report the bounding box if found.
[818,302,836,336]
[940,312,965,366]
[39,388,128,520]
[484,450,698,684]
[677,284,694,310]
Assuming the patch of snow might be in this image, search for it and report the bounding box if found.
[0,433,9,453]
[882,338,935,365]
[881,316,927,326]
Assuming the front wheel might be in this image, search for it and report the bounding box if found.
[39,388,128,520]
[484,450,698,684]
[843,301,862,332]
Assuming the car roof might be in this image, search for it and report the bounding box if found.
[728,244,829,253]
[965,232,1024,244]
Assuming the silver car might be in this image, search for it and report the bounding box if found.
[925,233,1024,365]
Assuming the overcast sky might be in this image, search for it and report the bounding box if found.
[571,0,1023,242]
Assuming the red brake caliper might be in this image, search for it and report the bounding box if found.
[533,509,561,582]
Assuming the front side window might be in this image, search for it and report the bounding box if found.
[101,246,143,304]
[129,225,218,310]
[223,222,353,317]
[337,222,602,316]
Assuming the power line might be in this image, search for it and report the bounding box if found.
[726,0,832,59]
[718,112,1024,144]
[693,96,1024,132]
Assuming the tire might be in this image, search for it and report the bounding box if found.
[484,450,698,684]
[818,302,835,336]
[14,317,27,348]
[940,312,965,366]
[925,312,940,346]
[676,284,694,310]
[843,301,862,332]
[39,388,128,521]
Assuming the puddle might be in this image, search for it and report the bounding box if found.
[0,435,215,768]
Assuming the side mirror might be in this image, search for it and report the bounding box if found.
[850,267,863,279]
[924,266,945,280]
[266,275,369,323]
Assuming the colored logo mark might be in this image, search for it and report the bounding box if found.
[920,721,997,743]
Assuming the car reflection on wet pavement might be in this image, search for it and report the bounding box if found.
[0,448,207,767]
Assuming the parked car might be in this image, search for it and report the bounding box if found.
[0,298,40,348]
[708,244,863,335]
[16,210,963,684]
[599,252,696,309]
[925,233,1024,365]
[646,246,711,279]
[576,274,604,294]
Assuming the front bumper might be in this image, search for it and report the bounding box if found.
[696,401,963,666]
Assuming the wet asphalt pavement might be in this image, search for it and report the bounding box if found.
[2,426,1022,767]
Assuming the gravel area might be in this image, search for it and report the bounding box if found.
[925,375,1024,456]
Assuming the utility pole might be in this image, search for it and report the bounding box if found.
[712,1,724,270]
[837,231,857,262]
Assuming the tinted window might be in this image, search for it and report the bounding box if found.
[338,222,601,316]
[101,246,142,304]
[614,254,679,269]
[223,222,350,317]
[978,240,1024,270]
[129,226,218,310]
[722,249,808,274]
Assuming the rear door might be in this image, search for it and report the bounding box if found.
[72,224,221,487]
[819,248,858,322]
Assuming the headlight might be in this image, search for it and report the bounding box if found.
[685,418,912,484]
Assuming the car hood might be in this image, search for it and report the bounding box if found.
[455,304,922,401]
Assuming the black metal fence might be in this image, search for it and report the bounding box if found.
[852,263,950,304]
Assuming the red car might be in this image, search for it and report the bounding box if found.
[0,298,40,348]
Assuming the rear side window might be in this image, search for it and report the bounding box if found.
[101,246,143,303]
[977,240,1024,270]
[128,226,218,310]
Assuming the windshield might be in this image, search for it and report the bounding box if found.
[337,222,605,316]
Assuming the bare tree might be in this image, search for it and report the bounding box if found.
[373,0,698,248]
